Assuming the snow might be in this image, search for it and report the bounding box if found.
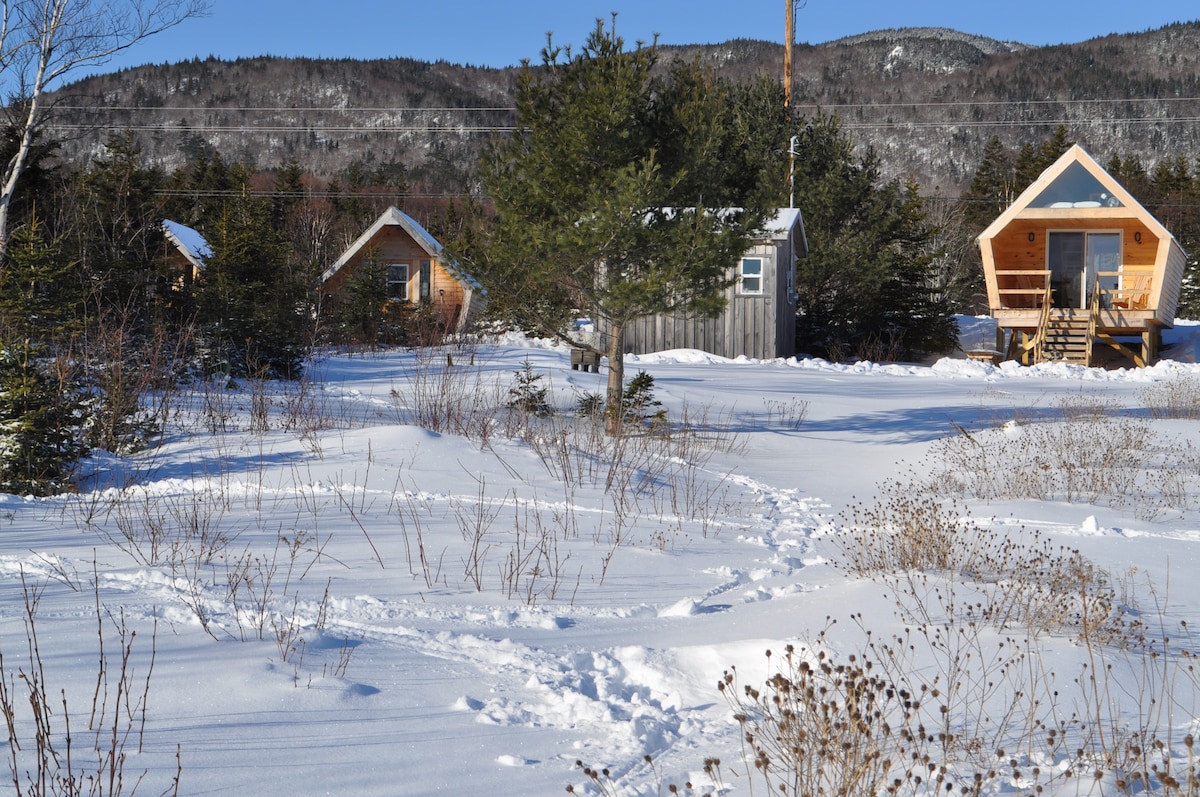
[6,320,1200,795]
[162,218,212,260]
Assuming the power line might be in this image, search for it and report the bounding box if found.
[795,96,1200,111]
[41,117,1197,137]
[841,117,1200,130]
[41,98,1200,138]
[47,123,514,133]
[48,95,1200,115]
[51,105,514,113]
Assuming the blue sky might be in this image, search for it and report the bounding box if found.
[95,0,1199,73]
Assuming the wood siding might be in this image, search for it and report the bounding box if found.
[322,219,473,330]
[616,234,797,360]
[980,147,1187,345]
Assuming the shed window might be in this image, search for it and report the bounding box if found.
[387,263,410,301]
[739,258,763,295]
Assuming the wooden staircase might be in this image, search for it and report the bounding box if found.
[1003,277,1102,367]
[1041,310,1092,364]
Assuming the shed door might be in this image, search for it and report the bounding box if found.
[1048,232,1120,308]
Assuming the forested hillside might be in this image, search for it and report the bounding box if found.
[46,22,1200,195]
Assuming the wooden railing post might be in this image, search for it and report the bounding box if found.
[1031,274,1053,364]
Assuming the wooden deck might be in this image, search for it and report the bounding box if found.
[995,270,1163,367]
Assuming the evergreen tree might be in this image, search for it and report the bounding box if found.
[74,132,169,319]
[1106,153,1152,201]
[462,16,779,433]
[1148,156,1200,318]
[1011,142,1045,190]
[1013,125,1074,188]
[792,115,956,361]
[195,166,308,378]
[1039,125,1074,168]
[0,342,88,496]
[331,251,410,346]
[0,215,81,341]
[959,135,1014,230]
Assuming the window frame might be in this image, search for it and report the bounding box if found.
[738,257,764,296]
[386,263,410,301]
[419,259,432,301]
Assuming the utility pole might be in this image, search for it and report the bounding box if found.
[784,0,794,111]
[785,1,800,207]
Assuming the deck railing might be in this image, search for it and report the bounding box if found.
[1030,279,1054,364]
[1094,268,1153,310]
[995,268,1052,309]
[1086,275,1102,365]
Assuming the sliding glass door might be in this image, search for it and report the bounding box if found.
[1048,231,1120,308]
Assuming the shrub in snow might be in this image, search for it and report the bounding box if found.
[504,359,552,417]
[0,343,89,496]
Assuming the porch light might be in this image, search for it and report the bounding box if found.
[1028,232,1035,242]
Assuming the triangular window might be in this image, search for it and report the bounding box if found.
[1028,161,1123,208]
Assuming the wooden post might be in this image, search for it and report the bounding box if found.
[784,0,793,111]
[1141,328,1160,366]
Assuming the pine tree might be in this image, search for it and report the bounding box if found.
[195,166,308,378]
[0,215,81,341]
[0,342,88,496]
[793,116,955,361]
[462,16,779,433]
[959,135,1014,230]
[75,132,169,319]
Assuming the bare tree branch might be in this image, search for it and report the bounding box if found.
[0,0,209,251]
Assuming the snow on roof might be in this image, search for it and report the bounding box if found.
[162,219,211,271]
[765,207,807,255]
[321,206,482,292]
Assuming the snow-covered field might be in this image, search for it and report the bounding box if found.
[6,319,1200,796]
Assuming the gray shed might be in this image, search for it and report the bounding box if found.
[612,208,808,359]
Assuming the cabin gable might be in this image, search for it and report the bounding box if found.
[321,207,483,335]
[977,145,1187,366]
[162,219,210,287]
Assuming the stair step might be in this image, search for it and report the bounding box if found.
[1038,312,1094,365]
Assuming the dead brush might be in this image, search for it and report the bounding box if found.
[928,395,1200,520]
[392,345,494,436]
[1139,375,1200,420]
[716,637,984,797]
[0,570,180,797]
[837,487,976,576]
[835,483,1126,643]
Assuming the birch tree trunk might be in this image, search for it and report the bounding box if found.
[0,0,208,253]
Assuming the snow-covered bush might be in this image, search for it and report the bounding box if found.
[0,343,90,496]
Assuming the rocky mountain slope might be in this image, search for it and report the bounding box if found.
[46,21,1200,195]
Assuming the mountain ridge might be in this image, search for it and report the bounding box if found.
[45,21,1200,195]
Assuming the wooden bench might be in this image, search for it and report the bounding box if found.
[570,348,602,373]
[965,350,1003,365]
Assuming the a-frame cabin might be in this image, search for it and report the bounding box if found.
[978,144,1187,367]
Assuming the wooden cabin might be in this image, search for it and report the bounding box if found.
[162,219,210,288]
[320,206,485,335]
[609,208,808,360]
[978,144,1187,367]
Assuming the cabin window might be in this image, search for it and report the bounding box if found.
[419,260,431,301]
[739,257,763,295]
[387,263,410,301]
[1030,162,1124,209]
